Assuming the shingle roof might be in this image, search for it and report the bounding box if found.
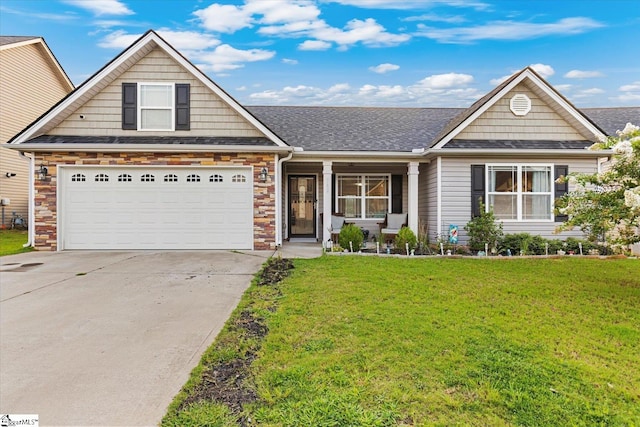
[247,106,463,151]
[582,107,640,136]
[445,140,593,150]
[248,105,637,152]
[0,36,39,46]
[22,135,275,146]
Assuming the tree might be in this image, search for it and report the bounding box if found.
[555,123,640,250]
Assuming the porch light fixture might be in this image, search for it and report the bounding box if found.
[38,164,48,180]
[259,167,268,182]
[5,172,16,178]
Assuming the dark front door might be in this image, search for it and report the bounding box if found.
[289,175,316,238]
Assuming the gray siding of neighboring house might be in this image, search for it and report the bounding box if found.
[438,156,599,244]
[50,47,264,138]
[457,82,586,141]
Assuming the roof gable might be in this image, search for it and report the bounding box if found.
[431,67,607,149]
[9,30,287,147]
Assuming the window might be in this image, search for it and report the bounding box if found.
[71,174,86,182]
[487,165,552,221]
[141,174,155,182]
[139,83,174,131]
[164,174,178,182]
[118,174,132,182]
[95,173,109,182]
[210,174,223,183]
[186,174,200,182]
[232,174,246,183]
[336,175,389,219]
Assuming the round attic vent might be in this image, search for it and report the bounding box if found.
[510,93,531,116]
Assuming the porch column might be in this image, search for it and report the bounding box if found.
[323,161,333,244]
[407,161,419,234]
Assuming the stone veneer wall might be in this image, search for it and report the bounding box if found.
[33,152,276,250]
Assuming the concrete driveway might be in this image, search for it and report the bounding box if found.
[0,250,271,426]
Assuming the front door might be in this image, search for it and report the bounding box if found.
[289,176,316,238]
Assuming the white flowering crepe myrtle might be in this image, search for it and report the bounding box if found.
[556,123,640,249]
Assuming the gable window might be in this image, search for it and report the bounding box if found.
[122,82,190,131]
[139,83,174,131]
[336,175,389,219]
[487,164,552,221]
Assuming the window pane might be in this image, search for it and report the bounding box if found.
[338,177,361,197]
[522,166,551,192]
[523,195,551,220]
[366,176,388,196]
[140,85,172,107]
[141,109,172,130]
[489,166,517,192]
[489,194,517,220]
[366,199,387,218]
[338,198,361,218]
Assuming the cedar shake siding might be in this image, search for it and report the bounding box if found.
[50,48,264,138]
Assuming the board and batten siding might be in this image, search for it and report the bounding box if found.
[456,82,585,141]
[439,156,598,244]
[50,47,264,138]
[0,41,72,223]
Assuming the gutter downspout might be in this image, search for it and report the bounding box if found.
[276,150,294,246]
[18,151,34,248]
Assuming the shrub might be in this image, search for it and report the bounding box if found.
[464,202,503,252]
[395,226,418,252]
[338,224,364,252]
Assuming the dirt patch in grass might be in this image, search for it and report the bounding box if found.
[176,257,294,425]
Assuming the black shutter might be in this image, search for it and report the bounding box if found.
[392,175,403,213]
[122,83,137,130]
[331,174,336,213]
[554,165,569,222]
[175,83,190,130]
[471,164,485,217]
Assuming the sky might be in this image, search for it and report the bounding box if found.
[1,0,639,108]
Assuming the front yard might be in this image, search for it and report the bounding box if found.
[164,256,640,426]
[0,229,31,256]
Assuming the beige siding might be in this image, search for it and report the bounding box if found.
[456,83,585,141]
[50,48,264,137]
[0,42,72,224]
[439,156,598,244]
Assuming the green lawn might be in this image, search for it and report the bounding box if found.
[164,256,640,426]
[0,229,31,256]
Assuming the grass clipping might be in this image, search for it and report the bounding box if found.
[169,257,293,426]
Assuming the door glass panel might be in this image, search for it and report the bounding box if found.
[290,176,316,236]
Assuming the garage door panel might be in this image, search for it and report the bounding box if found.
[62,167,255,250]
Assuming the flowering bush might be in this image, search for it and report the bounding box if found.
[556,123,640,249]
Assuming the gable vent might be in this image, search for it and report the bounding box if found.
[510,94,531,116]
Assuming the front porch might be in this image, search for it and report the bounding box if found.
[282,159,427,244]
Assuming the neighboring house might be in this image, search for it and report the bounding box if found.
[6,30,639,250]
[0,36,74,228]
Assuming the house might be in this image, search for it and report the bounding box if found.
[0,36,74,228]
[6,30,639,251]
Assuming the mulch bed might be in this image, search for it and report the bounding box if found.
[177,257,294,425]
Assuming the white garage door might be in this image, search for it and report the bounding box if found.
[61,167,253,250]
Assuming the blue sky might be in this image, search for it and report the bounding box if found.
[1,0,639,108]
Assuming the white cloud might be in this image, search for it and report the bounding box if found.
[619,81,640,92]
[245,0,321,25]
[327,0,490,10]
[193,3,253,33]
[311,18,410,48]
[64,0,133,16]
[195,44,276,72]
[573,88,605,98]
[564,70,604,79]
[403,14,466,24]
[329,83,351,93]
[369,63,400,74]
[298,40,332,50]
[529,63,554,79]
[489,74,511,86]
[415,17,603,44]
[98,29,220,50]
[282,58,299,65]
[554,84,573,92]
[414,72,474,89]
